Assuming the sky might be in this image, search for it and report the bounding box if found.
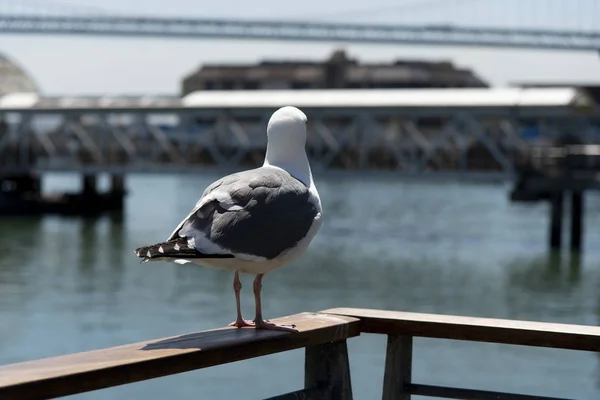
[0,0,599,96]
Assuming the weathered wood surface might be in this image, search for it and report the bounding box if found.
[323,308,600,351]
[305,340,353,400]
[382,335,412,400]
[0,313,360,400]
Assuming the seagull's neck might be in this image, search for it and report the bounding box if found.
[264,143,313,188]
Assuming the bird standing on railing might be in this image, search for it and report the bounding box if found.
[134,106,322,332]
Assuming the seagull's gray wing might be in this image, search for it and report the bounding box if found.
[166,167,319,260]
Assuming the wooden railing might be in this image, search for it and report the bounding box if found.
[325,308,600,400]
[2,308,600,400]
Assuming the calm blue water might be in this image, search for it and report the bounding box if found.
[1,171,600,399]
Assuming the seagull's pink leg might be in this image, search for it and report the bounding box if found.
[252,274,297,332]
[229,271,254,328]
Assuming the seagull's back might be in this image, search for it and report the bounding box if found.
[176,165,320,258]
[134,106,322,275]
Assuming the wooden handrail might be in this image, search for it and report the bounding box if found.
[323,308,599,400]
[323,307,600,351]
[0,313,360,400]
[3,308,600,400]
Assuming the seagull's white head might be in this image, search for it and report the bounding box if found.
[266,106,308,145]
[264,106,312,184]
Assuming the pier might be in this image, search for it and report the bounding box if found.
[1,307,599,399]
[0,172,125,215]
[510,144,600,252]
[0,87,596,215]
[0,87,595,176]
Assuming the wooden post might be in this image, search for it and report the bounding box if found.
[570,191,584,252]
[110,174,125,194]
[382,335,413,400]
[82,174,97,196]
[549,190,564,251]
[305,340,353,400]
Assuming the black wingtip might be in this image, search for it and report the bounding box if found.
[134,238,236,262]
[134,246,150,263]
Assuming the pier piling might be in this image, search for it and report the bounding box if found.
[511,144,599,254]
[547,189,587,253]
[82,174,98,196]
[570,191,584,252]
[549,190,564,251]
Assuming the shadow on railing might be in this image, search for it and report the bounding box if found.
[2,308,599,400]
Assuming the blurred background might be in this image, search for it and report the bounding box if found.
[1,0,600,399]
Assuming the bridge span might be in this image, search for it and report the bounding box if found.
[0,86,598,215]
[0,87,596,177]
[0,14,599,51]
[0,0,600,50]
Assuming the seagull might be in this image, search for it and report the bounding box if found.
[134,106,322,332]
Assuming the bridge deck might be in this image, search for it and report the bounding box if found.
[0,89,596,175]
[0,14,598,51]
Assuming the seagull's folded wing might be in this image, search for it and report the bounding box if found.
[167,167,319,261]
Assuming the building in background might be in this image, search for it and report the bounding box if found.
[0,53,39,94]
[181,49,488,95]
[512,81,600,143]
[513,81,600,103]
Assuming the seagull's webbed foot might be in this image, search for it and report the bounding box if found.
[251,274,298,332]
[254,318,298,332]
[229,319,255,328]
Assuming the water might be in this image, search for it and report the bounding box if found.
[1,171,600,399]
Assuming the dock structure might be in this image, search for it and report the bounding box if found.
[0,87,596,175]
[0,87,596,215]
[2,307,600,399]
[510,144,600,252]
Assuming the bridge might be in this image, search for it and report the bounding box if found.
[0,87,597,178]
[0,87,591,175]
[0,85,597,216]
[0,0,599,50]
